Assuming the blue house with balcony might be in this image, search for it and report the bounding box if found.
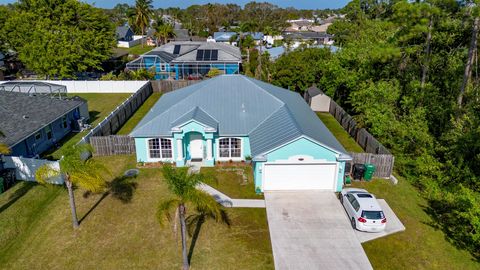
[0,85,89,157]
[126,41,242,80]
[130,75,352,193]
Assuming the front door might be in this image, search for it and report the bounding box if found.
[189,134,204,160]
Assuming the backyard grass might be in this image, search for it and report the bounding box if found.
[0,155,273,269]
[201,165,264,199]
[116,93,162,135]
[317,112,364,152]
[350,178,479,269]
[43,93,131,160]
[127,44,154,55]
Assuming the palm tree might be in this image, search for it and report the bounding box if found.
[0,131,10,170]
[35,144,107,229]
[157,165,230,270]
[134,0,154,48]
[155,23,176,46]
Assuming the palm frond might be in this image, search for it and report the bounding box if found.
[35,164,61,185]
[157,198,181,227]
[0,143,11,155]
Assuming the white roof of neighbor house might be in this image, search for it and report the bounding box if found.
[130,75,348,158]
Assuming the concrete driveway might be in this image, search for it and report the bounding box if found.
[265,191,373,270]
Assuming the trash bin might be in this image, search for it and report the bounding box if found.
[345,175,352,185]
[352,164,365,180]
[363,164,376,181]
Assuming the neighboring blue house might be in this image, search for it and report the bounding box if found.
[126,41,242,80]
[213,31,237,44]
[0,84,89,157]
[116,26,134,42]
[130,75,351,192]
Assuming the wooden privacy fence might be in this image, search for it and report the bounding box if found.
[150,80,200,93]
[348,153,394,178]
[329,100,391,155]
[90,135,136,156]
[79,82,153,144]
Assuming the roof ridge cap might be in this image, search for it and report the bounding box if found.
[243,76,285,106]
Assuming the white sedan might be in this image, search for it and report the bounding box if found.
[340,188,387,232]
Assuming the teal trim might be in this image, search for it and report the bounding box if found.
[266,137,337,162]
[243,137,251,159]
[134,138,149,163]
[336,161,345,192]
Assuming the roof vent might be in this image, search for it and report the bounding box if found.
[23,115,29,119]
[241,103,245,113]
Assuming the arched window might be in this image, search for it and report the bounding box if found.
[148,138,172,159]
[219,138,241,158]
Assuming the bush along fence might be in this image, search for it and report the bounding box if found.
[90,135,136,157]
[329,100,394,178]
[79,82,153,145]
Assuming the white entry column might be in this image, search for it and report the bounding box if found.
[176,139,183,160]
[206,138,213,160]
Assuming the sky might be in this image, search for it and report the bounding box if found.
[0,0,349,9]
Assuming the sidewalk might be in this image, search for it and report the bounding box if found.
[197,183,265,208]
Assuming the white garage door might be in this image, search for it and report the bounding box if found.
[263,163,337,191]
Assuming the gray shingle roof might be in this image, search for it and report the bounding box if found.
[130,75,347,157]
[0,91,84,147]
[116,26,132,39]
[307,85,322,97]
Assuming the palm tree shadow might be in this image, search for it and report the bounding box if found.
[0,182,36,214]
[187,215,205,264]
[79,175,138,224]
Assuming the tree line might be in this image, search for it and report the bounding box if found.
[263,0,480,259]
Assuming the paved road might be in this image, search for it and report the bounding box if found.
[265,191,373,270]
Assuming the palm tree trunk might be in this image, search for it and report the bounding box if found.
[179,204,189,270]
[421,17,433,89]
[458,16,480,108]
[65,176,79,229]
[141,27,145,48]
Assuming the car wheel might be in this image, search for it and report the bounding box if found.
[351,217,356,230]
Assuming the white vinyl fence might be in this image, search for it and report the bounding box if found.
[0,80,148,93]
[3,156,64,185]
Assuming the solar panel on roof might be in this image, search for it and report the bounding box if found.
[211,50,218,61]
[196,50,203,60]
[173,45,181,55]
[204,50,211,61]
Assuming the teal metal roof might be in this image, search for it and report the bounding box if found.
[171,106,218,130]
[130,75,348,157]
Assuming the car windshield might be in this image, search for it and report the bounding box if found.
[362,211,384,219]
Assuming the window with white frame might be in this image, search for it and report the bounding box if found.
[219,138,241,158]
[148,138,172,159]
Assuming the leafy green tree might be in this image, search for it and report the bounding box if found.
[35,145,107,229]
[134,0,153,48]
[157,165,230,270]
[2,0,115,79]
[154,23,176,45]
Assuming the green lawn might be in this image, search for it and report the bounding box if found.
[126,44,154,55]
[43,93,131,160]
[201,166,264,200]
[317,112,364,152]
[0,155,273,269]
[116,93,162,135]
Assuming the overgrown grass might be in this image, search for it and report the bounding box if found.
[127,44,154,55]
[116,93,162,135]
[317,112,364,152]
[43,93,131,160]
[351,178,479,269]
[201,166,264,199]
[0,155,273,269]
